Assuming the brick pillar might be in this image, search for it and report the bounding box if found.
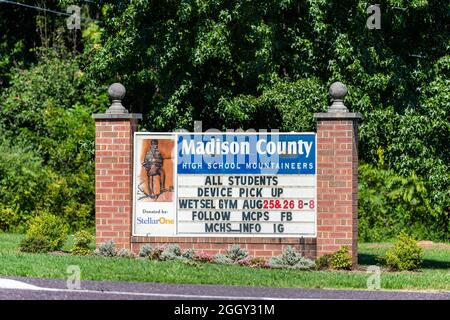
[92,83,142,250]
[314,82,362,267]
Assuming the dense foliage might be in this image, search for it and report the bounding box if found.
[71,229,95,256]
[313,247,353,270]
[384,232,424,271]
[19,212,69,253]
[0,1,448,240]
[329,246,353,270]
[0,51,107,231]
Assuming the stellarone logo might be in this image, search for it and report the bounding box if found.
[137,217,175,225]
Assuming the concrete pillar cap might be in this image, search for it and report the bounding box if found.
[106,83,128,114]
[329,81,348,112]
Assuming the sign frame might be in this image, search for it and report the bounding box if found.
[132,132,317,238]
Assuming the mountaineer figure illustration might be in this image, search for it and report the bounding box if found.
[142,139,165,199]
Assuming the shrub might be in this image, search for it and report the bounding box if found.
[71,230,94,256]
[139,244,153,258]
[0,206,19,233]
[225,245,248,262]
[140,244,194,261]
[18,235,49,253]
[330,246,353,270]
[236,256,252,266]
[384,232,424,271]
[268,246,315,270]
[358,162,449,242]
[149,245,165,260]
[0,56,107,232]
[193,252,214,263]
[213,245,249,265]
[94,240,116,257]
[213,253,233,265]
[19,212,69,253]
[237,256,268,268]
[117,248,135,258]
[249,257,269,268]
[0,138,51,232]
[160,244,183,261]
[72,246,92,256]
[182,249,195,260]
[315,254,332,270]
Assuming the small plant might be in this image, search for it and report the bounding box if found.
[71,230,94,256]
[19,212,69,253]
[236,256,253,266]
[249,257,269,268]
[213,245,249,265]
[18,235,49,253]
[117,248,134,258]
[315,253,332,270]
[237,256,268,268]
[94,240,117,257]
[226,245,248,262]
[268,246,315,270]
[72,246,92,257]
[149,245,165,260]
[150,244,195,261]
[139,244,153,258]
[193,252,214,263]
[213,253,233,265]
[160,244,183,261]
[182,249,195,260]
[384,232,423,271]
[330,246,353,270]
[137,244,165,260]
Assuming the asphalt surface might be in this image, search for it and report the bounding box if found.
[0,276,449,300]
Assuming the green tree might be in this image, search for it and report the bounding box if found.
[0,1,448,240]
[0,51,108,231]
[90,0,449,240]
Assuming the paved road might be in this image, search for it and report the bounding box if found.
[0,276,448,300]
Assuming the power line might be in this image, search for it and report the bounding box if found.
[0,0,102,23]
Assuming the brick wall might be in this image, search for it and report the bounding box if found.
[131,236,316,259]
[93,109,361,265]
[93,114,140,249]
[315,117,360,265]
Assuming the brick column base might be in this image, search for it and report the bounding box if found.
[93,113,142,250]
[314,112,362,267]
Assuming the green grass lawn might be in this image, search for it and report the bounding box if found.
[0,233,448,291]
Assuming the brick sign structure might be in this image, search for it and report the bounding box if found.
[93,82,362,266]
